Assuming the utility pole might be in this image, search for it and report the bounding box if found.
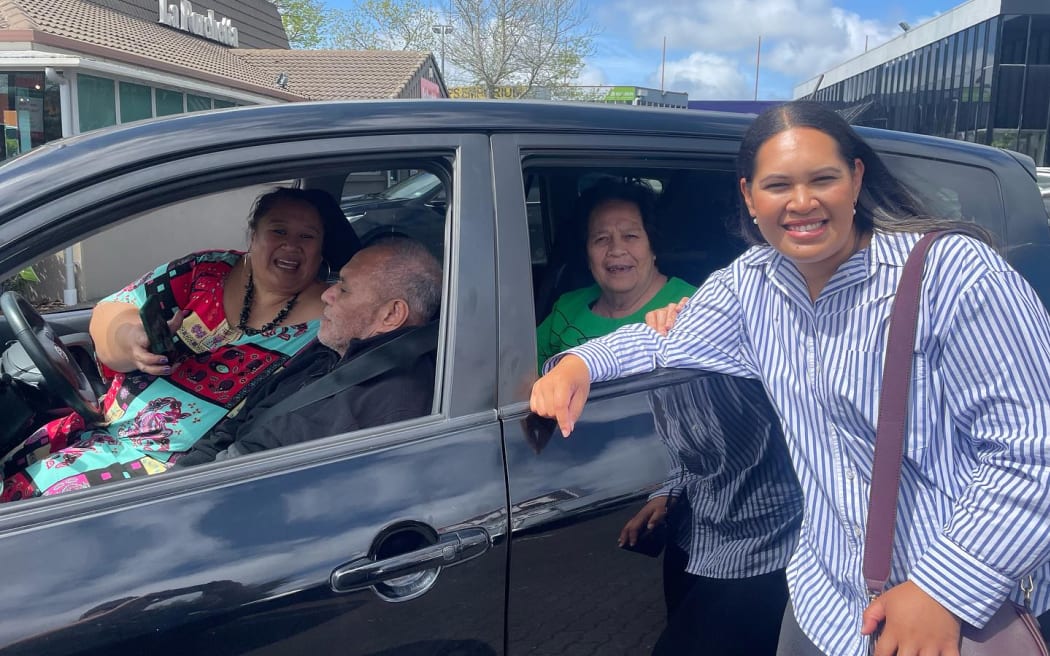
[661,36,666,92]
[754,35,762,101]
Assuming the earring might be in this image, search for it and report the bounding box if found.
[853,207,857,216]
[318,259,333,282]
[752,216,758,225]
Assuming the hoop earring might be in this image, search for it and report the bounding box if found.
[318,259,333,283]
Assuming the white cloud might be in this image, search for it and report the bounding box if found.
[607,0,897,82]
[658,51,752,99]
[577,62,609,87]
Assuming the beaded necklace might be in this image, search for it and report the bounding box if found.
[237,268,299,336]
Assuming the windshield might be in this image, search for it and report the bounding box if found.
[380,172,441,200]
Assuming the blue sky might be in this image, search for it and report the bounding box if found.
[324,0,962,100]
[580,0,958,99]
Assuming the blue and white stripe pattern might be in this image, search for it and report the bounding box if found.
[649,374,803,579]
[559,231,1050,656]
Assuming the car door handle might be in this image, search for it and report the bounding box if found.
[330,527,491,593]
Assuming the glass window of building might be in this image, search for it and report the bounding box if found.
[1,72,60,163]
[1032,15,1050,65]
[119,82,153,123]
[186,94,212,112]
[156,89,184,116]
[77,74,117,133]
[1001,15,1030,65]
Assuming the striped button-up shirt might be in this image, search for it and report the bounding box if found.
[649,374,803,579]
[562,230,1050,655]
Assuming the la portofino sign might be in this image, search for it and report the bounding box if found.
[158,0,239,47]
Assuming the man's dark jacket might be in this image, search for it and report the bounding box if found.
[176,327,435,466]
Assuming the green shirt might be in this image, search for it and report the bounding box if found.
[536,277,697,372]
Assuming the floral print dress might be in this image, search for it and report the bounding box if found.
[1,250,317,501]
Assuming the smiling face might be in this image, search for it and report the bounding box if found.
[586,199,659,301]
[741,126,865,291]
[248,198,324,296]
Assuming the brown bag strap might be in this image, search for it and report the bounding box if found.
[863,231,958,597]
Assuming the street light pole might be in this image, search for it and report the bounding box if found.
[432,24,453,79]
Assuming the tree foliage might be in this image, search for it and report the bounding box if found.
[329,0,440,51]
[269,0,332,49]
[446,0,595,98]
[331,0,597,97]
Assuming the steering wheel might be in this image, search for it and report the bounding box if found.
[1,291,103,424]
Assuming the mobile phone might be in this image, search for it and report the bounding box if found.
[619,522,666,558]
[139,294,175,355]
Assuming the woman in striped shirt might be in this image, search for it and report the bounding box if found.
[531,101,1050,655]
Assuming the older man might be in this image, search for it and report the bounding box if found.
[175,235,442,466]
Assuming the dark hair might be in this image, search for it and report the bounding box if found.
[366,234,443,324]
[248,187,361,270]
[736,101,992,246]
[576,178,659,250]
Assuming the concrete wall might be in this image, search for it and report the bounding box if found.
[77,183,277,302]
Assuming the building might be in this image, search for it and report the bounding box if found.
[0,0,447,163]
[0,0,447,306]
[602,86,688,108]
[794,0,1050,166]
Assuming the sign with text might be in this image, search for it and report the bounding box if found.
[420,77,442,99]
[158,0,239,47]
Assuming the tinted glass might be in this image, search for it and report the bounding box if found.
[119,82,153,123]
[77,74,116,132]
[883,153,1003,234]
[155,89,184,116]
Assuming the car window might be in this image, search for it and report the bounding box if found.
[882,154,1005,234]
[0,155,450,505]
[339,166,449,259]
[525,160,742,330]
[379,171,442,200]
[1,183,279,312]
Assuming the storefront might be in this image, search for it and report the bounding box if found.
[0,0,447,164]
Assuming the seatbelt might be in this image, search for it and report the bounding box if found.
[250,321,438,425]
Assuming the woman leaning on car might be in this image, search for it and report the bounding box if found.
[532,101,1050,655]
[536,178,802,656]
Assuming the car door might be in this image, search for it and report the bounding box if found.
[491,132,745,654]
[0,126,507,655]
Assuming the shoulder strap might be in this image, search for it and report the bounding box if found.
[250,322,438,426]
[863,231,957,597]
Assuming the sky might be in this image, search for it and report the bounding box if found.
[324,0,963,101]
[579,0,956,100]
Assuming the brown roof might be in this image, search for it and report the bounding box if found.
[233,49,431,100]
[0,0,434,102]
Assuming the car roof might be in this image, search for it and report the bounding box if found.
[0,99,1028,220]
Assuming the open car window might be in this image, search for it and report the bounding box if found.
[0,155,451,506]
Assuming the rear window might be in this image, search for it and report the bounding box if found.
[882,154,1004,236]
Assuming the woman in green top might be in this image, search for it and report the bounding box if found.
[536,179,697,371]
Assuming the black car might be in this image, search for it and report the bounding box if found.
[0,100,1047,656]
[341,171,447,254]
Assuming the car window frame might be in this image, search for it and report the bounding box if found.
[0,132,497,525]
[491,132,742,412]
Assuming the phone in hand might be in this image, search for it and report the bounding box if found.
[139,294,175,355]
[619,522,667,558]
